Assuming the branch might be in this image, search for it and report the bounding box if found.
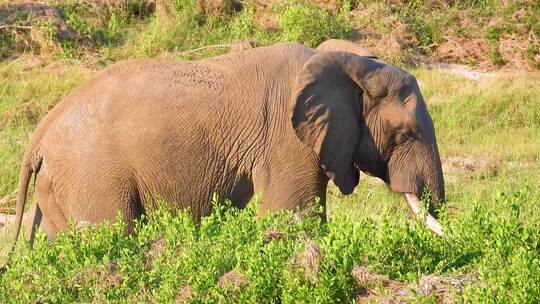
[0,190,17,208]
[0,24,35,31]
[0,208,15,215]
[179,44,231,55]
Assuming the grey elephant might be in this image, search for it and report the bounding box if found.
[10,41,444,252]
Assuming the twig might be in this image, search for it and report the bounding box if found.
[178,44,231,55]
[435,252,467,274]
[0,190,17,208]
[0,208,15,215]
[0,24,35,30]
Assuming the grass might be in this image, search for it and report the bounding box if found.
[277,2,352,48]
[413,69,540,161]
[0,59,92,197]
[353,0,540,68]
[0,1,540,303]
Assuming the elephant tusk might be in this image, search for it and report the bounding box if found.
[404,193,444,236]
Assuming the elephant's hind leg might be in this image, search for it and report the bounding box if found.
[33,173,67,243]
[68,175,145,233]
[115,180,146,233]
[27,202,58,246]
[36,166,145,235]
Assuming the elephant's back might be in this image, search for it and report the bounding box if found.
[34,57,230,176]
[32,42,316,159]
[315,39,376,58]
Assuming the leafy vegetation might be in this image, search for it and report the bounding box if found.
[1,0,538,68]
[1,0,539,303]
[277,2,352,47]
[1,189,539,303]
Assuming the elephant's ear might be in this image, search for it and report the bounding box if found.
[291,52,377,195]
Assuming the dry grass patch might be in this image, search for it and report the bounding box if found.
[175,285,193,303]
[352,266,477,304]
[218,270,248,290]
[290,239,323,284]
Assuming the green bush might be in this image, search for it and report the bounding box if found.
[119,2,278,59]
[1,188,539,303]
[278,3,352,48]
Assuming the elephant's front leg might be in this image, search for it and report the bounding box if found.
[254,168,329,221]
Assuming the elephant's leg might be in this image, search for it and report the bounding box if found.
[37,211,58,243]
[26,202,41,247]
[34,173,66,242]
[66,175,145,233]
[228,174,255,209]
[27,203,58,246]
[119,185,145,233]
[253,170,328,221]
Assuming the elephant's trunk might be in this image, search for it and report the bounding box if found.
[421,141,445,218]
[404,193,444,236]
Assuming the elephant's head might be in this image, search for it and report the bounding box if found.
[316,39,377,58]
[292,52,445,235]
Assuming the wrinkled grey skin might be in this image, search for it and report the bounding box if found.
[316,39,377,58]
[11,42,444,250]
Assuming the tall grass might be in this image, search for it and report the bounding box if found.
[0,61,92,197]
[413,69,540,161]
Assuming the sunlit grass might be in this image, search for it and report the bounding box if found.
[0,59,92,197]
[414,69,540,161]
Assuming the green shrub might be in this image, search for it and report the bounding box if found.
[119,2,277,59]
[406,15,440,52]
[1,187,539,303]
[278,3,352,48]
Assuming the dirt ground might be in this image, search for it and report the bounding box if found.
[352,266,476,304]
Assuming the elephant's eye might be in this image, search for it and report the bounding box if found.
[395,131,415,145]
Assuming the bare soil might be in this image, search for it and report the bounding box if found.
[352,266,476,304]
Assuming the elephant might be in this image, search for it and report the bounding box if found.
[316,39,377,58]
[9,41,445,253]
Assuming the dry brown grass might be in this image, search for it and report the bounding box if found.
[435,38,492,68]
[218,270,248,290]
[0,2,74,57]
[144,236,166,266]
[262,227,284,244]
[291,239,323,284]
[1,0,538,70]
[229,39,258,52]
[346,2,540,70]
[71,262,123,292]
[196,0,242,17]
[418,274,477,304]
[349,3,418,65]
[352,266,477,304]
[352,266,410,304]
[175,285,193,303]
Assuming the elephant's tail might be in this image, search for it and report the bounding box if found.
[8,149,42,257]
